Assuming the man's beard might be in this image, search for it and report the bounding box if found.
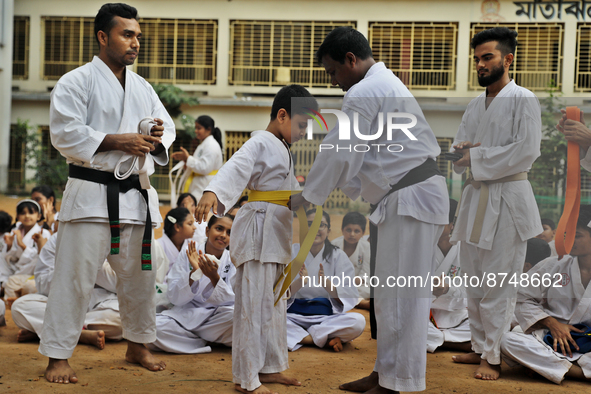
[477,61,505,87]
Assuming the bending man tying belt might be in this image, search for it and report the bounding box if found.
[291,27,449,393]
[39,3,175,384]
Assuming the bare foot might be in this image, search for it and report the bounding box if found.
[79,330,105,350]
[259,372,301,386]
[364,386,398,393]
[339,371,379,392]
[125,341,166,371]
[566,364,591,381]
[17,329,39,342]
[45,358,78,384]
[452,352,481,364]
[474,359,501,380]
[5,297,17,309]
[234,383,278,394]
[328,337,343,352]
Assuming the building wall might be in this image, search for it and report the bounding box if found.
[0,0,14,192]
[4,0,589,195]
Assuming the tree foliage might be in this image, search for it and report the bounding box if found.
[151,83,200,141]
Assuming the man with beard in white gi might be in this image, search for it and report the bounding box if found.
[501,206,591,384]
[449,27,542,380]
[39,3,175,384]
[291,26,449,393]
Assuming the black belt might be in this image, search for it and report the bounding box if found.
[368,158,441,339]
[69,164,152,271]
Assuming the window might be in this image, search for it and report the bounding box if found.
[8,125,26,189]
[575,23,591,92]
[137,19,217,84]
[436,137,454,180]
[369,22,458,90]
[41,17,96,80]
[229,20,356,88]
[468,23,563,91]
[13,16,29,80]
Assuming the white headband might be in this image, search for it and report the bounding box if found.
[17,199,41,212]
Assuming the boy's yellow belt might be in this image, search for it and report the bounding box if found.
[247,190,323,305]
[183,170,219,193]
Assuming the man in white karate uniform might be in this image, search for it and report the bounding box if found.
[292,27,449,393]
[449,27,542,380]
[501,206,591,384]
[39,3,175,384]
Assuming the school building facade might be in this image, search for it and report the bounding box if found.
[1,0,590,206]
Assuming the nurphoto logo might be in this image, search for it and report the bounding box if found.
[304,107,418,153]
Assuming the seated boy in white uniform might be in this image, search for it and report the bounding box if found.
[287,209,365,352]
[12,232,169,348]
[501,206,591,384]
[428,199,471,353]
[536,218,557,257]
[331,211,371,310]
[150,214,235,354]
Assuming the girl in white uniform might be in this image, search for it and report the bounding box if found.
[287,209,365,352]
[1,200,51,299]
[150,214,235,354]
[177,192,207,244]
[156,207,196,273]
[171,115,224,202]
[31,185,59,234]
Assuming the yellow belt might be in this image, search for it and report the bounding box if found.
[455,172,527,244]
[246,190,323,305]
[183,170,219,193]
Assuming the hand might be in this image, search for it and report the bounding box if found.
[432,274,450,297]
[195,191,219,224]
[186,241,201,272]
[150,118,165,142]
[557,109,591,151]
[198,254,220,285]
[299,264,309,286]
[4,232,14,250]
[171,147,190,162]
[542,317,583,357]
[32,228,47,251]
[14,228,26,250]
[42,201,55,231]
[99,133,162,157]
[452,141,481,167]
[289,192,309,211]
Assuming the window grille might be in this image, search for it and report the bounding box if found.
[13,16,29,80]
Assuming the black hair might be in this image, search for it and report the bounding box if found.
[196,115,223,154]
[177,192,197,209]
[94,3,139,46]
[16,201,41,216]
[449,198,459,224]
[270,84,318,121]
[525,238,551,268]
[207,213,235,229]
[471,27,518,56]
[306,208,337,261]
[316,26,373,65]
[577,205,591,236]
[342,211,367,233]
[541,218,556,231]
[0,211,13,234]
[31,185,57,212]
[164,207,191,238]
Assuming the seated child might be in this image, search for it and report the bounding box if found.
[31,185,59,233]
[150,214,235,354]
[331,211,371,309]
[428,199,471,353]
[536,218,556,257]
[501,206,591,384]
[196,85,317,393]
[177,192,207,244]
[1,200,51,300]
[287,209,365,352]
[157,207,196,272]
